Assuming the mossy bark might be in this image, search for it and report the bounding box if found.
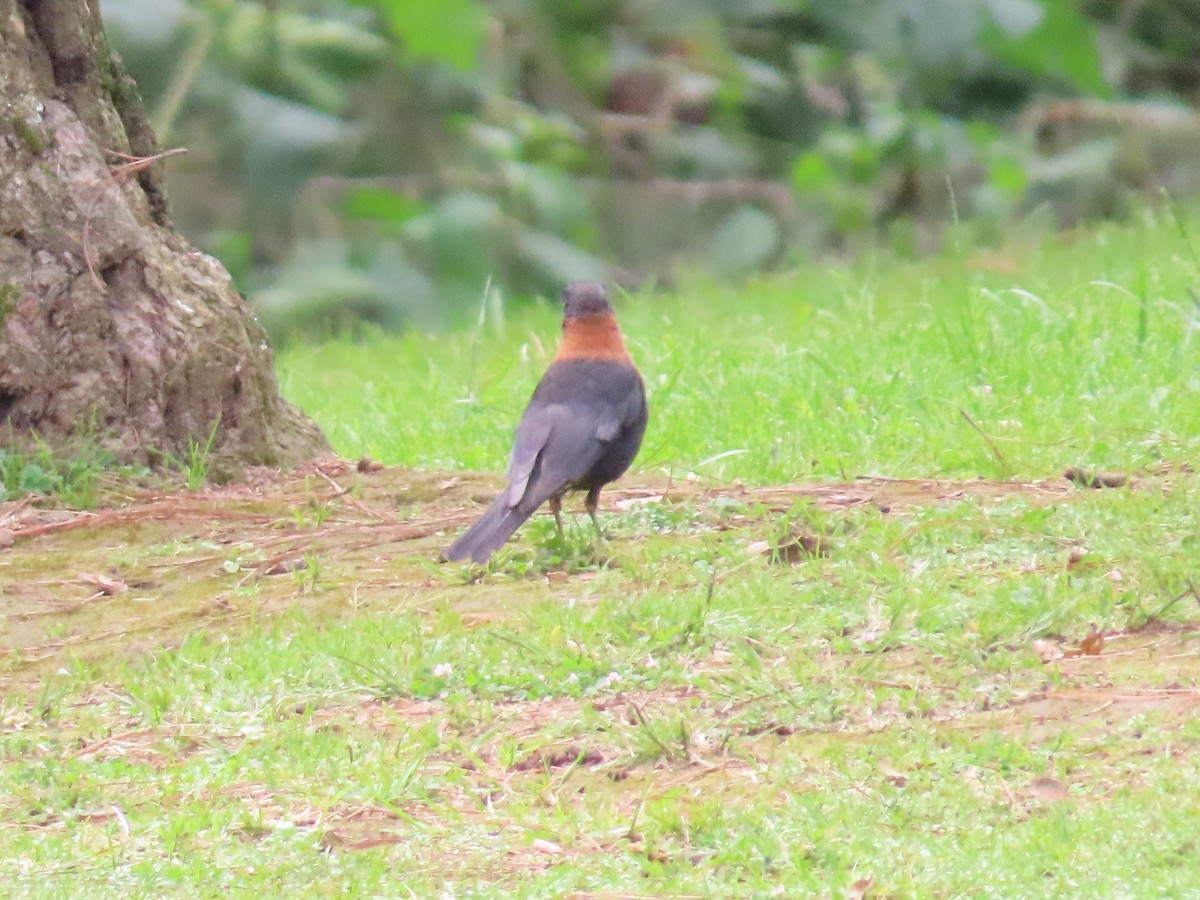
[0,0,328,474]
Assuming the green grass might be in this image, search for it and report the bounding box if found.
[3,481,1199,895]
[3,209,1200,896]
[279,210,1200,482]
[0,441,125,507]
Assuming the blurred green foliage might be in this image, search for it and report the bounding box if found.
[101,0,1200,339]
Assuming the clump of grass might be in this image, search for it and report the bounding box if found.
[148,416,222,490]
[0,441,120,507]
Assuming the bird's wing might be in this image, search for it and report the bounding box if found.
[600,387,646,440]
[503,400,623,512]
[503,408,557,505]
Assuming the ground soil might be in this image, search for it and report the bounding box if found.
[1,459,1085,688]
[4,460,1197,857]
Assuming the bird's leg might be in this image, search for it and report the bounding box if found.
[585,487,605,539]
[549,495,564,539]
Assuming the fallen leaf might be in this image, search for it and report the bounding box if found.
[356,455,384,474]
[260,557,306,576]
[1064,467,1128,489]
[78,573,127,596]
[1025,776,1070,803]
[645,845,670,863]
[1079,627,1104,656]
[532,838,564,854]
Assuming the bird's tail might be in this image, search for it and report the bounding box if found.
[441,497,534,564]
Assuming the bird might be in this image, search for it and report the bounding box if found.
[442,281,648,565]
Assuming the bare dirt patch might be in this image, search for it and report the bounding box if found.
[0,458,1157,692]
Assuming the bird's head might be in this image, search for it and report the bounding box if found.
[553,281,632,362]
[561,281,612,321]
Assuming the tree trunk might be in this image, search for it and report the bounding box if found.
[0,0,328,476]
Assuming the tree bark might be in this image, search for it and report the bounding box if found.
[0,0,328,476]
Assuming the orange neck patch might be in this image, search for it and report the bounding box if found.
[554,312,632,362]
